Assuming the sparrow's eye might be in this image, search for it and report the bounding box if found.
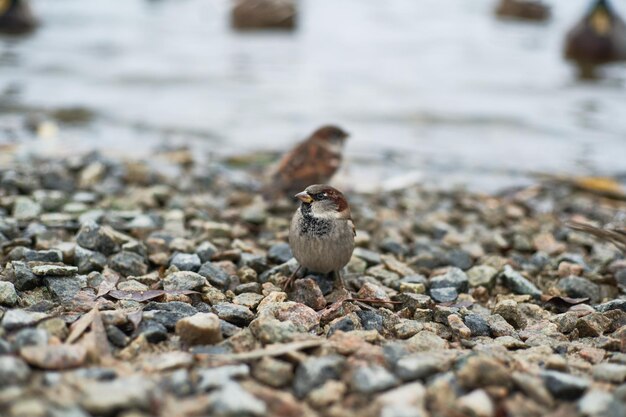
[313,192,328,201]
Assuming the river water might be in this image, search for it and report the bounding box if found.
[1,0,625,192]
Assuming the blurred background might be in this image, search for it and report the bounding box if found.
[0,0,625,192]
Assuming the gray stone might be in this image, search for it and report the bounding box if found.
[252,357,293,388]
[268,242,293,264]
[170,253,202,272]
[429,268,468,292]
[467,265,498,288]
[198,364,250,390]
[499,265,541,298]
[395,354,451,381]
[75,246,107,274]
[8,247,63,263]
[163,271,207,291]
[109,251,147,277]
[213,303,254,326]
[208,382,266,416]
[143,302,198,330]
[557,276,601,304]
[11,328,49,350]
[76,221,120,255]
[487,314,517,337]
[137,320,168,343]
[44,276,83,303]
[463,314,491,337]
[10,261,40,291]
[196,241,218,263]
[493,300,527,329]
[198,262,230,289]
[13,196,42,220]
[353,247,382,265]
[351,365,398,394]
[80,376,155,414]
[430,287,458,303]
[294,355,345,398]
[592,363,626,384]
[541,370,590,400]
[578,390,613,416]
[0,281,18,306]
[1,309,49,331]
[32,265,78,276]
[595,300,626,313]
[0,356,30,386]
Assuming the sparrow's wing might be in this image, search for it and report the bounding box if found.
[273,139,340,192]
[567,222,626,252]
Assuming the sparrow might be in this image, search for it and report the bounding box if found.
[495,0,550,21]
[286,184,355,290]
[0,0,37,34]
[568,221,626,253]
[268,125,349,198]
[564,0,626,76]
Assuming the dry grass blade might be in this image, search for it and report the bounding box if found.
[198,339,325,362]
[66,307,97,344]
[567,221,626,252]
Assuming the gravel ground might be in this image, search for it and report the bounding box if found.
[0,151,625,417]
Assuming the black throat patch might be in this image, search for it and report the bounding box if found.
[299,203,332,236]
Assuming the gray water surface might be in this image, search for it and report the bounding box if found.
[1,0,625,191]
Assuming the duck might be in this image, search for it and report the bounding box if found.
[495,0,550,22]
[231,0,296,30]
[564,0,626,75]
[0,0,37,35]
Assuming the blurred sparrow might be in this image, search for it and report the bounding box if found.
[0,0,38,34]
[268,125,349,198]
[286,184,355,290]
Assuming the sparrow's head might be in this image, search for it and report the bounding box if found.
[295,184,351,219]
[312,125,349,148]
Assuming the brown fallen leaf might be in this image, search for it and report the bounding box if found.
[96,268,121,298]
[543,295,590,313]
[91,308,111,360]
[127,309,143,330]
[107,289,199,302]
[66,307,97,344]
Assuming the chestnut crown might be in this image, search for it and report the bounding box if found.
[312,125,349,143]
[296,184,350,214]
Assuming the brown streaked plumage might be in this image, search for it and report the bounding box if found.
[286,184,355,290]
[269,126,349,198]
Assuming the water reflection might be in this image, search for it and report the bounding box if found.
[0,0,624,192]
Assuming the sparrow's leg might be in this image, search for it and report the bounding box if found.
[332,270,347,290]
[283,265,302,290]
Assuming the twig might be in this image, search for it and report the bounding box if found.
[198,339,324,361]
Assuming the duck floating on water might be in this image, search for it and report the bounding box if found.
[231,0,296,30]
[495,0,550,22]
[0,0,37,35]
[565,0,626,77]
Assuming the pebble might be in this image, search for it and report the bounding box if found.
[80,377,155,414]
[175,312,223,345]
[457,356,512,390]
[162,271,207,291]
[1,310,49,331]
[208,382,266,416]
[213,303,255,326]
[429,267,469,292]
[290,278,326,310]
[76,221,120,255]
[293,355,345,398]
[541,370,590,400]
[0,356,31,386]
[267,242,293,264]
[467,265,498,288]
[499,265,541,298]
[0,281,18,306]
[350,365,398,394]
[557,276,601,304]
[395,354,452,381]
[457,389,494,417]
[198,262,231,289]
[197,364,250,390]
[109,251,147,277]
[464,314,491,337]
[170,253,201,272]
[10,261,40,291]
[20,344,87,370]
[592,363,626,383]
[252,357,293,388]
[430,287,458,303]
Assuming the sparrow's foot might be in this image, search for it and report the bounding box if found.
[282,265,302,291]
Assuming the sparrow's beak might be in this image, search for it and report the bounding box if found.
[295,191,313,203]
